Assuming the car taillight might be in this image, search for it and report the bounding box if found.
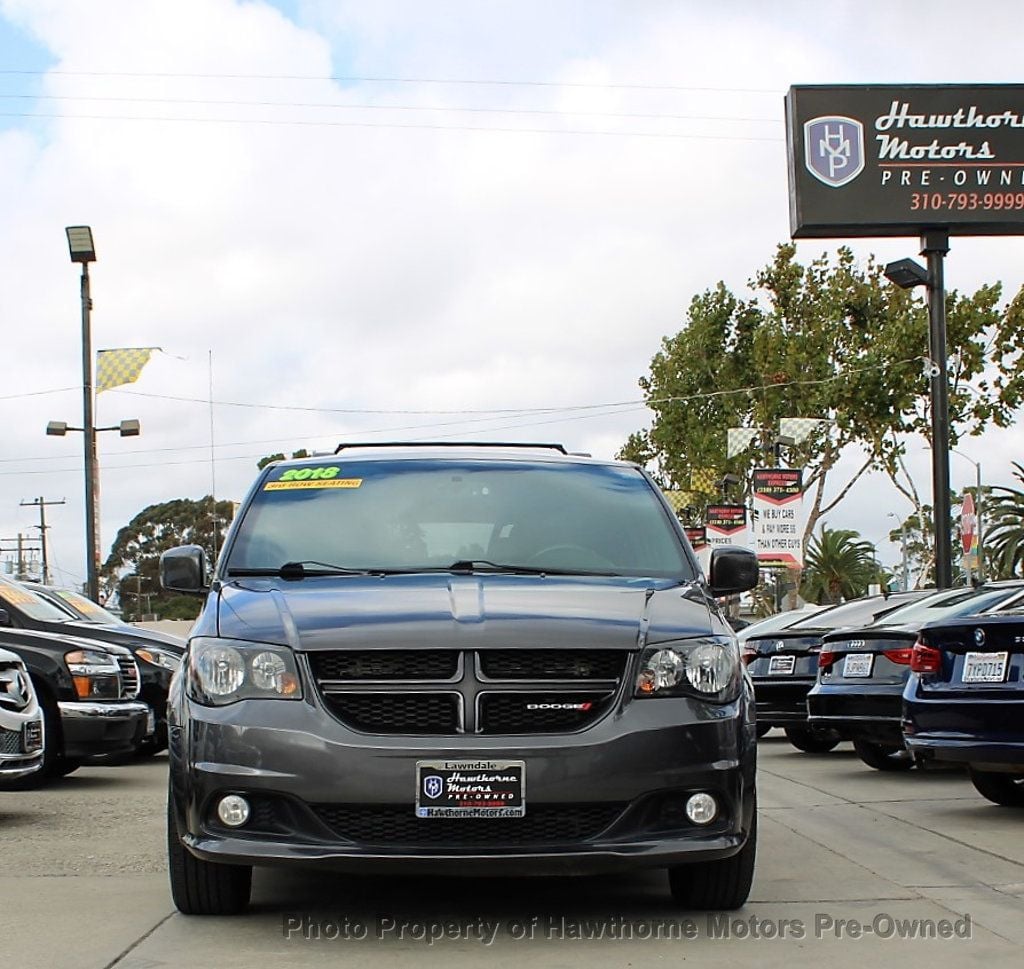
[883,647,915,666]
[818,647,837,670]
[910,642,942,674]
[741,644,757,666]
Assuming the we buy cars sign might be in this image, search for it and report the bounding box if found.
[752,469,805,568]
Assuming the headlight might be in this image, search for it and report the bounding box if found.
[636,637,740,701]
[187,638,302,706]
[135,647,182,672]
[65,648,120,700]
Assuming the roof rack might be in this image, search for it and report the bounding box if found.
[333,441,568,455]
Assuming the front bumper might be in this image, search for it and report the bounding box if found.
[0,712,44,780]
[59,700,150,759]
[170,692,756,874]
[751,678,815,726]
[806,684,904,744]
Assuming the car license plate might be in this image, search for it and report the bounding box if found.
[962,652,1009,683]
[768,655,796,675]
[416,760,525,818]
[843,653,874,678]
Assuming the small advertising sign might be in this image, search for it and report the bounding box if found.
[786,85,1024,237]
[706,504,749,550]
[752,469,805,568]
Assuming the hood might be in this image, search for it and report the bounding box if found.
[0,626,133,656]
[214,574,715,651]
[62,621,186,653]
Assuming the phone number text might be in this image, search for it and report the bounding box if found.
[911,192,1024,211]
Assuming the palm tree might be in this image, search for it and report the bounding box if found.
[800,528,878,605]
[984,462,1024,577]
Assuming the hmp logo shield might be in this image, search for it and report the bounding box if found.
[804,116,865,187]
[423,775,444,799]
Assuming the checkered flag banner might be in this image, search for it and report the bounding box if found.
[727,427,759,458]
[96,347,159,394]
[779,417,833,444]
[689,467,720,495]
[662,490,697,513]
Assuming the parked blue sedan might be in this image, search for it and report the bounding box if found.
[903,608,1024,807]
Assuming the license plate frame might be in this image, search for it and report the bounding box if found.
[843,653,874,678]
[962,651,1009,684]
[768,654,796,675]
[415,759,526,818]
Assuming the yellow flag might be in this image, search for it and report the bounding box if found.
[96,347,157,394]
[689,467,720,495]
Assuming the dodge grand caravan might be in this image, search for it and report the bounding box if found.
[161,444,760,914]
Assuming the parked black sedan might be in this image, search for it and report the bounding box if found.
[8,581,184,752]
[807,582,1024,770]
[744,591,927,752]
[904,608,1024,806]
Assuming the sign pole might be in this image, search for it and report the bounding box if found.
[922,229,952,589]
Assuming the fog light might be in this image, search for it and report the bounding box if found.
[685,792,718,825]
[217,795,251,828]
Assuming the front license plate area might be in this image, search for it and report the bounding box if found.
[416,760,525,818]
[768,655,796,675]
[843,653,874,678]
[962,652,1009,683]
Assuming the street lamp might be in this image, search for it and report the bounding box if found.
[773,435,797,465]
[887,511,910,592]
[884,229,953,589]
[952,449,983,581]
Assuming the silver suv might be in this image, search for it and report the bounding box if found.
[0,647,44,781]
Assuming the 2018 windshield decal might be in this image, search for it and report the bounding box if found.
[264,466,363,490]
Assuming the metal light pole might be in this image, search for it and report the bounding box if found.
[884,230,953,589]
[887,511,910,592]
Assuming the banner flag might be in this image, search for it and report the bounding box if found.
[96,347,159,394]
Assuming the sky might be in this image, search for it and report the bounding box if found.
[1,0,1022,594]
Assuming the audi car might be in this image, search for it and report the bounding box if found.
[162,444,760,914]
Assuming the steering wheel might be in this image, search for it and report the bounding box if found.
[526,544,616,569]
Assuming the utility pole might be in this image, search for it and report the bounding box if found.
[1,535,42,580]
[20,497,66,585]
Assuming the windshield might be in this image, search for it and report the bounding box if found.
[47,588,122,625]
[873,587,1020,626]
[787,594,919,632]
[0,579,80,623]
[226,458,694,578]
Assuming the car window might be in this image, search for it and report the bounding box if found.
[48,588,122,624]
[0,580,78,623]
[874,587,1021,625]
[227,459,696,579]
[787,595,917,632]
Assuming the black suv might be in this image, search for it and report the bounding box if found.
[162,444,759,915]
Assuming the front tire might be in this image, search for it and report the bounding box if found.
[853,739,914,771]
[167,784,252,915]
[668,802,756,910]
[785,725,841,753]
[968,768,1024,807]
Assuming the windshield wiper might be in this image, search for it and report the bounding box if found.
[227,561,374,579]
[446,560,618,576]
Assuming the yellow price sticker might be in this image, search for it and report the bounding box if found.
[264,478,363,491]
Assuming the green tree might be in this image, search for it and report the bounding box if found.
[101,496,236,620]
[257,449,309,470]
[800,528,878,605]
[983,463,1024,577]
[620,244,1019,560]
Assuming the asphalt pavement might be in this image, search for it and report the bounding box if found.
[3,734,1022,969]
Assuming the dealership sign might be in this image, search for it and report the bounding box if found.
[706,504,749,551]
[684,525,712,573]
[752,469,805,569]
[786,85,1024,237]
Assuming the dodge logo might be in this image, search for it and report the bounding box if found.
[526,702,593,711]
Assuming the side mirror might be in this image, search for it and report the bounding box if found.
[708,546,759,597]
[0,607,10,626]
[160,545,210,595]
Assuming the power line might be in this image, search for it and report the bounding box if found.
[0,69,783,95]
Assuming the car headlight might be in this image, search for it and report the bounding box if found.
[187,638,302,706]
[135,646,182,672]
[65,648,121,700]
[635,637,740,702]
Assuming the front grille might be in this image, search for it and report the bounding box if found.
[479,691,615,734]
[117,656,140,698]
[311,803,626,846]
[0,727,23,755]
[312,648,628,737]
[309,650,459,681]
[321,692,460,734]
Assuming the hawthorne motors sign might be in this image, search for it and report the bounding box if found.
[786,85,1024,237]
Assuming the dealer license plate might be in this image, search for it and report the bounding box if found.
[843,653,874,678]
[415,760,525,818]
[768,655,796,675]
[962,652,1009,683]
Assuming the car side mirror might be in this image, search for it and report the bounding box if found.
[0,607,10,626]
[708,546,759,597]
[160,545,210,595]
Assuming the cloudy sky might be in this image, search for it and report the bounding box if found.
[1,0,1022,592]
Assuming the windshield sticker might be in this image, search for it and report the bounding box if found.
[265,478,362,491]
[56,590,103,614]
[0,585,36,606]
